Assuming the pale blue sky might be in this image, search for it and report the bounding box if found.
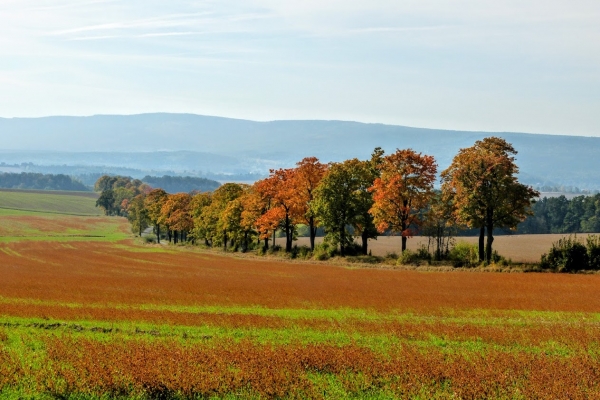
[1,0,599,136]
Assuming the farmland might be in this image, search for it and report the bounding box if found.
[1,191,600,398]
[295,234,598,263]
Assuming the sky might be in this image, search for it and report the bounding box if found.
[1,0,599,136]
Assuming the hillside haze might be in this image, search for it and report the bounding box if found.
[1,113,599,188]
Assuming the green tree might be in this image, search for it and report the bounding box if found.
[313,159,375,256]
[126,194,149,236]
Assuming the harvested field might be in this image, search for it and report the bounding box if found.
[294,234,597,263]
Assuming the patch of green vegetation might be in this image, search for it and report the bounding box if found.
[0,190,101,216]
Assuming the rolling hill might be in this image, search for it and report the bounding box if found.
[1,113,598,188]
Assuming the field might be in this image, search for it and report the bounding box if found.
[0,189,100,216]
[1,191,600,398]
[295,234,598,263]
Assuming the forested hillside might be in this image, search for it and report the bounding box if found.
[142,175,220,194]
[518,194,600,234]
[0,172,89,191]
[2,113,600,188]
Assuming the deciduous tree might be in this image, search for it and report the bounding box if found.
[256,169,300,252]
[313,159,374,256]
[144,188,168,244]
[369,149,437,253]
[441,137,539,263]
[292,157,328,251]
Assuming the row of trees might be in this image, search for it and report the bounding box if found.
[99,137,537,262]
[0,172,89,191]
[518,194,600,234]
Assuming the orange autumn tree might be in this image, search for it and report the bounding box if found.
[255,168,301,252]
[160,193,193,244]
[369,149,437,253]
[292,157,328,251]
[144,188,168,243]
[240,185,272,251]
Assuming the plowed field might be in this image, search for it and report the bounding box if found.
[3,185,600,398]
[1,235,600,397]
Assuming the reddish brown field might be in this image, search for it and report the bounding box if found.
[2,240,600,313]
[2,239,600,398]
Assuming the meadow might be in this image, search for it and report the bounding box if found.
[1,190,599,398]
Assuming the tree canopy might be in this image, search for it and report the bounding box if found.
[441,137,538,263]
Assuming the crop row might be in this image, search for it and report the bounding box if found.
[2,337,599,399]
[2,304,600,354]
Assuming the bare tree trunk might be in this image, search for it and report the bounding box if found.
[223,230,227,251]
[285,214,292,253]
[401,219,407,253]
[156,224,161,244]
[361,230,368,255]
[486,211,494,264]
[478,227,485,262]
[309,216,316,251]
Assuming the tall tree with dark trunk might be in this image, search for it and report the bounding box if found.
[441,137,539,263]
[144,188,168,244]
[312,159,373,256]
[256,169,299,253]
[292,157,327,251]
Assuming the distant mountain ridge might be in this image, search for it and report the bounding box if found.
[1,113,599,188]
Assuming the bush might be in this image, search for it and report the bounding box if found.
[587,235,600,270]
[267,245,282,255]
[397,250,419,266]
[143,236,156,244]
[449,242,479,268]
[313,242,337,261]
[540,236,589,272]
[291,245,312,260]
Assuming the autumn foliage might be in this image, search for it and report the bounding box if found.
[96,137,537,258]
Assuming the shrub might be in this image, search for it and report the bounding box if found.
[397,250,419,266]
[540,236,589,272]
[449,242,479,268]
[416,245,432,262]
[312,242,337,261]
[143,236,156,244]
[586,235,600,270]
[267,245,282,255]
[290,245,312,260]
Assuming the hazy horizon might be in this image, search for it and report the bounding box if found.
[1,1,599,137]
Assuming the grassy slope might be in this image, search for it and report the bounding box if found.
[0,190,129,242]
[0,189,100,216]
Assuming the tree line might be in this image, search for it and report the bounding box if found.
[0,172,89,191]
[96,137,537,263]
[518,194,600,234]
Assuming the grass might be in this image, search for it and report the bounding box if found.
[0,189,100,216]
[0,190,129,242]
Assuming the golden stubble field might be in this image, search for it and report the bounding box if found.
[294,234,596,263]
